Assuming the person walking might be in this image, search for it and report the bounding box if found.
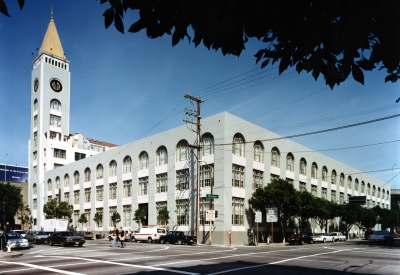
[110,226,121,247]
[119,227,125,248]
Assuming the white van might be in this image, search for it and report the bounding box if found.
[131,228,167,243]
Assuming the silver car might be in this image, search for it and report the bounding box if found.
[7,230,27,238]
[312,233,335,243]
[5,233,30,249]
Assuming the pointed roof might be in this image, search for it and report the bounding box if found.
[39,18,66,60]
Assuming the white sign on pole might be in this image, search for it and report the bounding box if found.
[266,207,278,223]
[255,211,262,223]
[206,210,215,221]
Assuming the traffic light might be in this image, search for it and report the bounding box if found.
[2,202,6,212]
[215,211,218,218]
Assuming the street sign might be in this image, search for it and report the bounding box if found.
[255,211,262,223]
[266,207,278,222]
[206,194,219,199]
[206,210,215,221]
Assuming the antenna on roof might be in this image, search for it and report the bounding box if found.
[51,7,53,20]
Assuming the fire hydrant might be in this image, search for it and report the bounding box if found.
[6,241,12,253]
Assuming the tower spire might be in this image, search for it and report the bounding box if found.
[38,12,66,60]
[51,7,53,20]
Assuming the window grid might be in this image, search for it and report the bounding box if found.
[200,165,213,188]
[232,197,244,226]
[109,161,117,177]
[96,208,103,227]
[139,152,149,170]
[311,185,317,196]
[47,180,52,191]
[300,160,306,175]
[176,199,189,225]
[271,148,280,167]
[200,198,213,225]
[253,142,263,162]
[55,177,60,189]
[109,183,117,200]
[340,174,344,187]
[253,170,263,189]
[54,148,66,159]
[84,188,90,203]
[311,164,317,179]
[96,186,103,201]
[322,168,327,182]
[139,177,148,196]
[109,207,117,227]
[177,169,189,190]
[123,156,132,174]
[33,199,37,210]
[232,135,245,157]
[64,192,69,203]
[232,165,244,188]
[33,184,37,194]
[74,190,79,205]
[331,190,336,202]
[202,134,214,156]
[156,147,168,166]
[322,188,327,199]
[123,205,132,227]
[156,201,168,225]
[156,173,168,193]
[84,168,91,182]
[331,171,336,185]
[96,165,103,179]
[74,172,79,185]
[176,141,188,162]
[286,154,294,172]
[299,182,306,192]
[123,180,132,198]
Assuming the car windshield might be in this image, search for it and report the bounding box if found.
[314,233,323,236]
[290,234,300,238]
[35,231,48,235]
[157,229,165,233]
[6,233,21,239]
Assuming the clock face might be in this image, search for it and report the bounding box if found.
[50,79,63,92]
[34,78,39,92]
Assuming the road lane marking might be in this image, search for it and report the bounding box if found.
[35,255,200,275]
[0,262,93,274]
[0,261,85,275]
[206,248,358,275]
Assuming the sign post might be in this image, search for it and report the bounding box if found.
[266,207,278,243]
[254,212,262,246]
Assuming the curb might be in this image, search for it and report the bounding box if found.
[0,251,23,258]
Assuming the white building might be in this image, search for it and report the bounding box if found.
[29,18,390,244]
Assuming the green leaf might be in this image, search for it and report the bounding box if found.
[103,7,114,29]
[0,0,11,17]
[352,63,364,85]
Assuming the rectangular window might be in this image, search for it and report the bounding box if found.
[34,132,37,147]
[84,188,91,203]
[176,199,189,226]
[75,152,86,161]
[232,197,244,226]
[139,177,148,196]
[84,209,90,227]
[156,201,168,225]
[54,148,66,159]
[33,199,37,210]
[177,169,189,190]
[123,180,132,198]
[109,183,117,200]
[96,208,103,227]
[123,205,132,227]
[200,165,213,188]
[50,114,61,127]
[331,190,336,202]
[64,192,69,203]
[311,185,317,196]
[232,165,244,188]
[109,206,117,227]
[33,151,37,160]
[156,173,168,193]
[340,192,344,203]
[74,211,79,229]
[200,198,213,225]
[322,188,327,199]
[300,161,306,175]
[33,166,37,175]
[286,156,293,172]
[74,190,79,204]
[34,115,37,128]
[96,186,103,201]
[299,182,306,192]
[253,170,263,189]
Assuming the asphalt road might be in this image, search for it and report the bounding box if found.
[0,239,399,275]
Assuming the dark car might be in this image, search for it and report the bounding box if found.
[48,231,85,247]
[74,231,94,240]
[25,231,49,244]
[287,233,314,245]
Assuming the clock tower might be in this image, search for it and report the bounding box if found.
[29,15,70,228]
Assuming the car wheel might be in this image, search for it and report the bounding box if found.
[300,240,304,245]
[332,238,335,242]
[177,239,183,245]
[310,240,314,244]
[78,243,83,247]
[49,240,54,246]
[160,239,165,244]
[61,242,66,247]
[322,238,326,243]
[131,237,137,243]
[148,237,152,243]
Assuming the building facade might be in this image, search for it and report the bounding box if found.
[28,18,391,244]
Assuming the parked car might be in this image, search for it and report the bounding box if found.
[311,233,335,243]
[131,228,167,243]
[5,232,30,249]
[48,231,86,247]
[287,233,314,245]
[159,231,197,245]
[74,231,94,240]
[25,231,49,244]
[7,230,27,238]
[364,230,374,240]
[391,232,399,238]
[368,230,394,245]
[330,232,346,242]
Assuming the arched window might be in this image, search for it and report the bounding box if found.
[33,99,38,111]
[377,187,381,197]
[202,133,214,156]
[84,168,91,182]
[355,179,359,191]
[372,185,376,196]
[286,153,294,172]
[311,163,318,179]
[109,160,117,176]
[347,176,352,189]
[33,183,37,194]
[322,166,328,182]
[361,181,365,193]
[382,189,385,199]
[55,176,60,189]
[74,171,80,185]
[232,133,245,157]
[340,173,345,187]
[331,170,337,185]
[386,190,389,200]
[96,164,103,179]
[47,179,52,191]
[300,158,307,175]
[156,146,168,166]
[176,140,188,162]
[50,99,61,111]
[253,141,264,163]
[64,174,70,187]
[367,183,371,195]
[123,156,132,173]
[271,147,280,168]
[139,152,149,170]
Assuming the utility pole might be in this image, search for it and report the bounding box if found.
[183,94,204,245]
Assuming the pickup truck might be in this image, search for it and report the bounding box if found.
[48,231,86,247]
[368,230,394,245]
[159,231,197,245]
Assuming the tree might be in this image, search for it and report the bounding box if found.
[338,204,364,238]
[249,178,299,242]
[134,208,146,227]
[78,213,88,230]
[314,198,340,233]
[0,183,24,229]
[2,1,399,89]
[157,207,170,226]
[17,204,31,230]
[296,191,318,233]
[93,212,103,234]
[354,207,377,238]
[43,198,73,220]
[111,212,121,226]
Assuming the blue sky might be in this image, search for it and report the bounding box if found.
[1,1,399,189]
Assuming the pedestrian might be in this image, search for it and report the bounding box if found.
[110,225,121,247]
[119,227,125,248]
